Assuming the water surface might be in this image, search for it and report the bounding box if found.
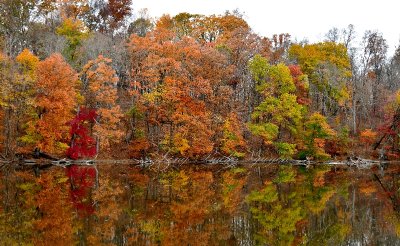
[1,163,399,245]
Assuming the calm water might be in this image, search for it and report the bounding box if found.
[1,163,400,245]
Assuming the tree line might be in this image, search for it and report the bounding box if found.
[1,0,400,160]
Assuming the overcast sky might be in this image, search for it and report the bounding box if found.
[133,0,399,56]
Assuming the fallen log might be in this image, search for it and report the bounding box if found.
[2,155,390,171]
[51,158,72,167]
[33,148,58,160]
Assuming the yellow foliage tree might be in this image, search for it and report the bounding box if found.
[15,49,39,152]
[56,17,88,63]
[1,49,40,156]
[289,42,352,115]
[16,49,39,75]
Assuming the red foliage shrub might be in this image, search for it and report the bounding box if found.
[66,108,97,159]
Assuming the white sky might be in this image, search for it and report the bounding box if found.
[133,0,400,56]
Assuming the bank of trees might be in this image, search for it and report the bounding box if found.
[1,1,400,160]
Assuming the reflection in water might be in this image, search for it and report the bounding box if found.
[66,165,97,217]
[1,163,400,245]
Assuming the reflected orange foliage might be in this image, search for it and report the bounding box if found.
[222,169,247,214]
[313,170,328,187]
[88,166,125,244]
[161,170,215,246]
[33,172,73,245]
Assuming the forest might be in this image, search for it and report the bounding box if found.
[1,0,400,161]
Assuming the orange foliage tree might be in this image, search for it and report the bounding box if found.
[288,65,310,106]
[221,112,247,158]
[33,53,77,154]
[81,55,123,152]
[360,129,377,146]
[128,26,230,157]
[127,13,254,158]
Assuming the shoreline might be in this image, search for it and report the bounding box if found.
[0,155,394,170]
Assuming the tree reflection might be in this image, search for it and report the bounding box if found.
[0,164,400,245]
[32,172,74,245]
[246,165,306,245]
[0,171,37,244]
[66,165,97,217]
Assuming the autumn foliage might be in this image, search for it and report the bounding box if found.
[221,113,247,158]
[34,53,78,154]
[81,55,123,151]
[66,165,96,216]
[0,5,399,160]
[33,173,74,245]
[66,107,97,159]
[360,129,377,145]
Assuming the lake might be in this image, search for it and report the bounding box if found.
[1,163,399,245]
